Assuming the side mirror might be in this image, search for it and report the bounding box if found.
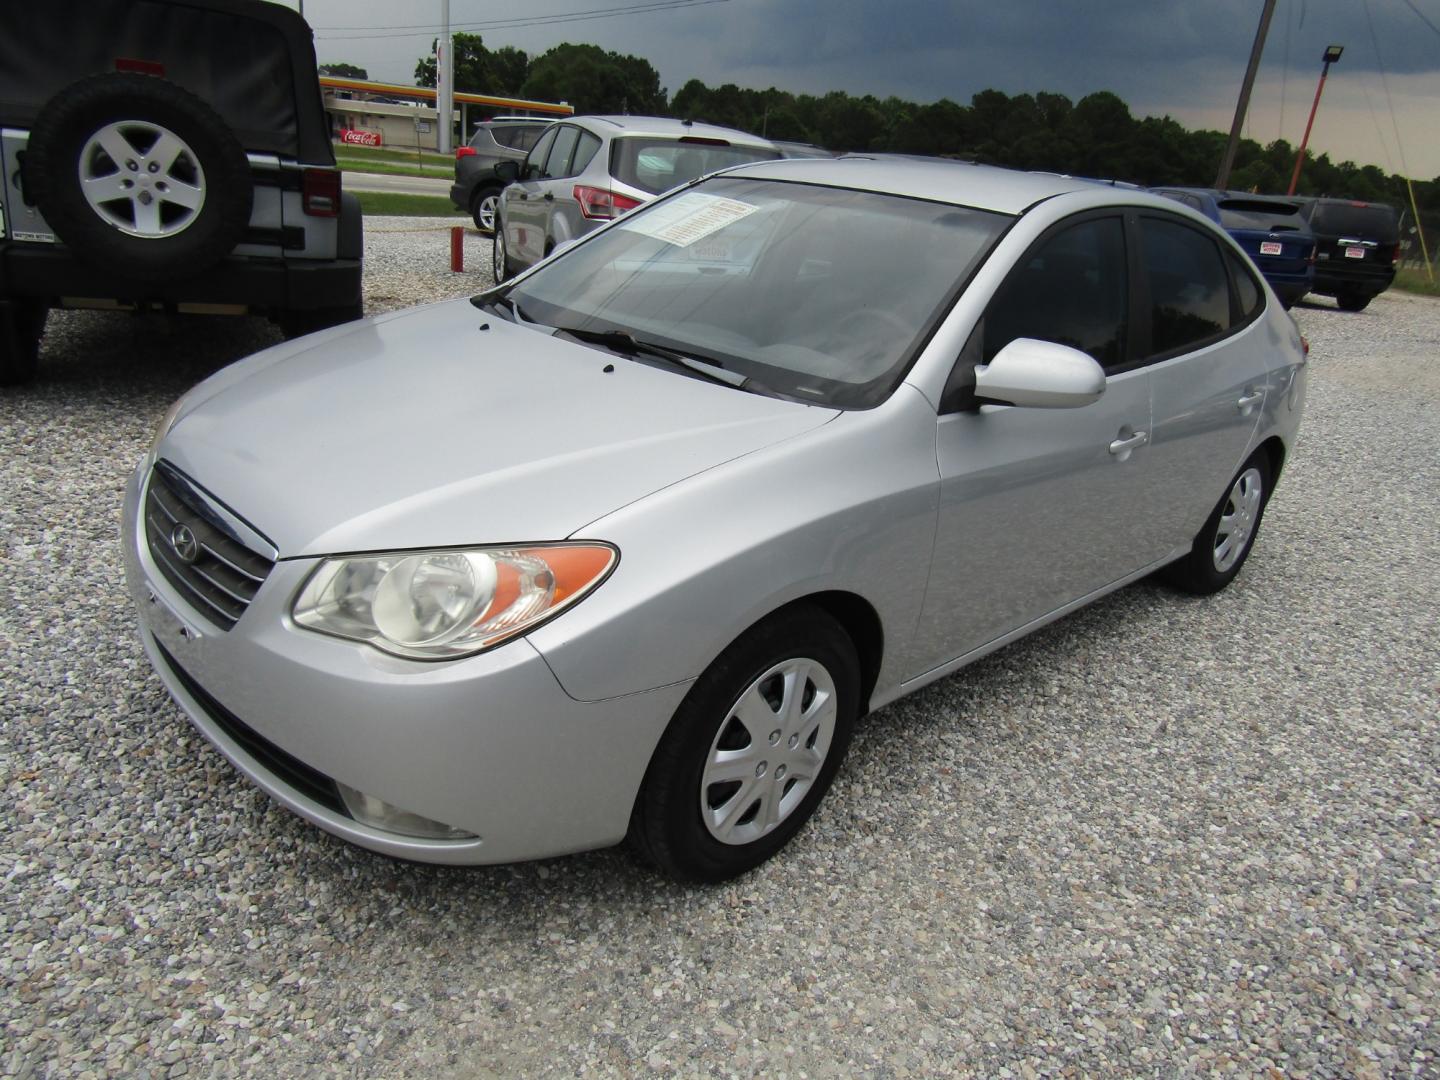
[974,338,1105,409]
[493,160,520,184]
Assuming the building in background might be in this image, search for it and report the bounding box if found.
[320,77,572,151]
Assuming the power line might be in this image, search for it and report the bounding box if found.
[314,0,732,40]
[1397,0,1440,40]
[1362,0,1411,176]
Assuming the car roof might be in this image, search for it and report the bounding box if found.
[571,115,776,148]
[718,155,1140,216]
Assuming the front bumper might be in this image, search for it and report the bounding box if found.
[121,461,689,865]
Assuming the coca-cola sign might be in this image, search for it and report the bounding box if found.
[340,129,382,147]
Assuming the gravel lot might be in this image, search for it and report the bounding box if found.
[2,220,1437,1077]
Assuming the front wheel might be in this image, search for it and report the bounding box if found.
[492,228,511,284]
[629,605,860,882]
[1161,451,1273,595]
[1336,291,1372,312]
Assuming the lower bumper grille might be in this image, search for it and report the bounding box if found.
[154,639,346,817]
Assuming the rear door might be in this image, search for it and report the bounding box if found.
[1139,213,1271,553]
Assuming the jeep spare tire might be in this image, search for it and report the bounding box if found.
[25,73,253,281]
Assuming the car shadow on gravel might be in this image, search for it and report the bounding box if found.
[20,308,283,403]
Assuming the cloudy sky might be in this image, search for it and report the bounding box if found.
[287,0,1440,178]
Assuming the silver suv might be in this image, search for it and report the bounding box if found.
[492,116,779,281]
[0,0,363,385]
[448,118,555,233]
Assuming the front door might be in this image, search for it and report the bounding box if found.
[911,214,1167,675]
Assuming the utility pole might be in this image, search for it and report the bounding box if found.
[1215,0,1277,191]
[1287,45,1344,195]
[436,0,453,155]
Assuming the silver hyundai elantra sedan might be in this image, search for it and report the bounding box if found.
[123,156,1307,881]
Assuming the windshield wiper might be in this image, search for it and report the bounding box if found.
[554,326,750,389]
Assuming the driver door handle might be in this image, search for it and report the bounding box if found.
[1237,390,1264,409]
[1109,431,1149,455]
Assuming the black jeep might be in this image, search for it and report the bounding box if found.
[1296,197,1400,312]
[0,0,363,384]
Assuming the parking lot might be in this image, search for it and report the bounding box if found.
[2,220,1437,1077]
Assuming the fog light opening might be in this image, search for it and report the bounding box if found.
[336,783,477,841]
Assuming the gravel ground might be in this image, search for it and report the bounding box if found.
[2,222,1437,1077]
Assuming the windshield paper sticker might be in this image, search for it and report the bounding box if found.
[619,192,758,248]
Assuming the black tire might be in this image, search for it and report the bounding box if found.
[1161,451,1273,595]
[24,73,253,282]
[629,604,860,882]
[0,301,48,386]
[470,185,502,234]
[279,300,365,341]
[492,228,511,284]
[1336,291,1372,312]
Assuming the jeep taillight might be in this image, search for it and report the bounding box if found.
[1391,243,1402,263]
[456,146,477,159]
[302,169,341,217]
[574,185,642,220]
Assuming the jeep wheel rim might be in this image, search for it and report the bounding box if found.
[78,120,207,238]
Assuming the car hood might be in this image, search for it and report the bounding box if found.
[159,300,837,556]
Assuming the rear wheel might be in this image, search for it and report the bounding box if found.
[470,187,501,234]
[629,605,860,882]
[1336,291,1372,312]
[0,301,48,386]
[1161,451,1273,595]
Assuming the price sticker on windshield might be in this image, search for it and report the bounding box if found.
[619,192,758,248]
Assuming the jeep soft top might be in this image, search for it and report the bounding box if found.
[0,0,363,384]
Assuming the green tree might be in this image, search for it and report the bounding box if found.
[521,43,665,115]
[414,32,527,95]
[318,62,368,80]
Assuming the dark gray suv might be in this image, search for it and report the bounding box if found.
[0,0,364,385]
[449,119,555,233]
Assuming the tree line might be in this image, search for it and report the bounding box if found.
[387,33,1438,215]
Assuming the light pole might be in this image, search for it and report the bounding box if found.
[1287,44,1343,195]
[1215,0,1277,191]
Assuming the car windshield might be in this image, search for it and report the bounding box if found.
[504,176,1008,408]
[611,138,782,195]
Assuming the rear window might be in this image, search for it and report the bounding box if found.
[610,137,781,196]
[1218,199,1304,232]
[1309,202,1398,240]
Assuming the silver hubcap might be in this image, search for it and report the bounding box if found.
[478,194,498,232]
[78,120,206,237]
[700,657,837,846]
[493,231,505,279]
[1213,467,1263,572]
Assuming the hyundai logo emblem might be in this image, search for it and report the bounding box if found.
[170,523,200,564]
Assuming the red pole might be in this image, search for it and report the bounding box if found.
[450,225,464,272]
[1287,62,1332,195]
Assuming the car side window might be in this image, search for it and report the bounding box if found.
[1227,249,1263,320]
[981,216,1128,371]
[514,125,548,153]
[571,131,602,176]
[1140,217,1230,356]
[524,127,559,179]
[488,126,519,149]
[543,125,581,179]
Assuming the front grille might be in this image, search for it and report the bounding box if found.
[153,640,346,816]
[144,464,274,630]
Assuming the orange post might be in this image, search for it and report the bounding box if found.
[450,226,464,272]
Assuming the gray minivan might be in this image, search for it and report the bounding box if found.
[492,116,779,281]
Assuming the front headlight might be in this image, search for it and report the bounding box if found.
[292,543,617,660]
